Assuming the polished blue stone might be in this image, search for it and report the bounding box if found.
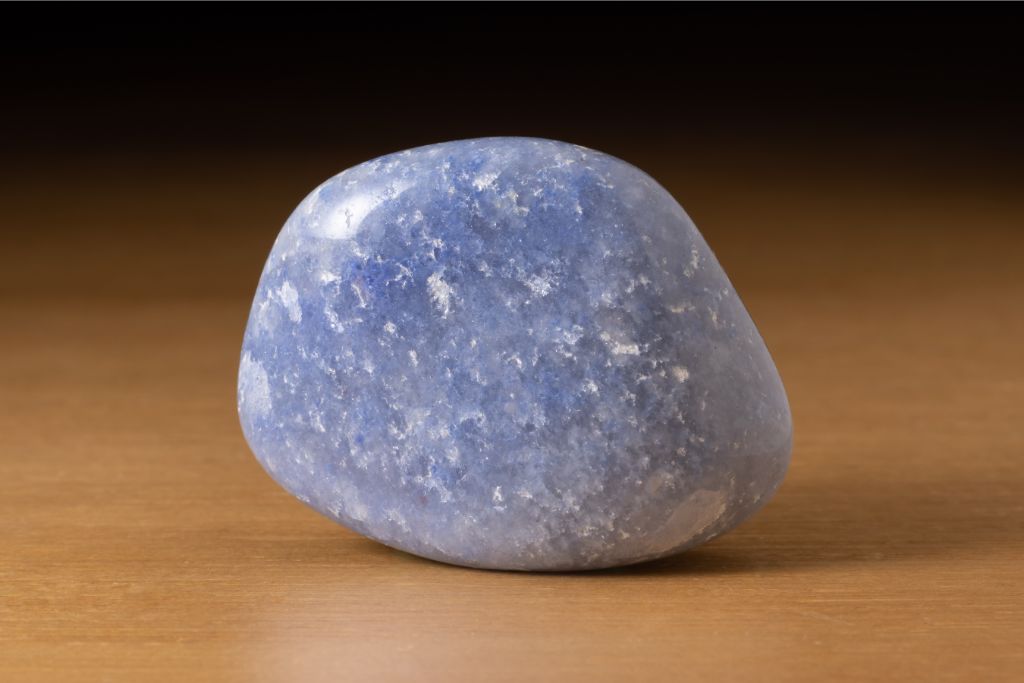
[238,137,791,570]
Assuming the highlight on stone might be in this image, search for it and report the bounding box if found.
[238,137,792,571]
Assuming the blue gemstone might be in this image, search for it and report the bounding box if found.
[238,137,791,570]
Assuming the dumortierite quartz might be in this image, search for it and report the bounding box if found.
[238,138,791,571]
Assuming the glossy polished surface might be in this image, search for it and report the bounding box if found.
[2,144,1022,681]
[239,138,791,570]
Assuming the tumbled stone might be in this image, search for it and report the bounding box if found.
[238,137,792,571]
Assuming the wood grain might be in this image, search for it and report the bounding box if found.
[2,146,1022,681]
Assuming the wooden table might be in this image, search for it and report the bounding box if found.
[2,143,1022,681]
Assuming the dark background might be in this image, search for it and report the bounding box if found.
[4,6,1022,163]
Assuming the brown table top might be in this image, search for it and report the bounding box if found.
[2,144,1022,681]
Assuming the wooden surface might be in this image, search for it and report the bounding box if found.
[2,146,1022,681]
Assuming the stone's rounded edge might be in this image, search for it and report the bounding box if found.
[376,523,724,573]
[302,135,676,219]
[236,135,794,572]
[691,427,792,551]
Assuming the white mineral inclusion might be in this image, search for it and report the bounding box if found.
[238,137,792,571]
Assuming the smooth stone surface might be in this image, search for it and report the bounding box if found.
[238,137,792,571]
